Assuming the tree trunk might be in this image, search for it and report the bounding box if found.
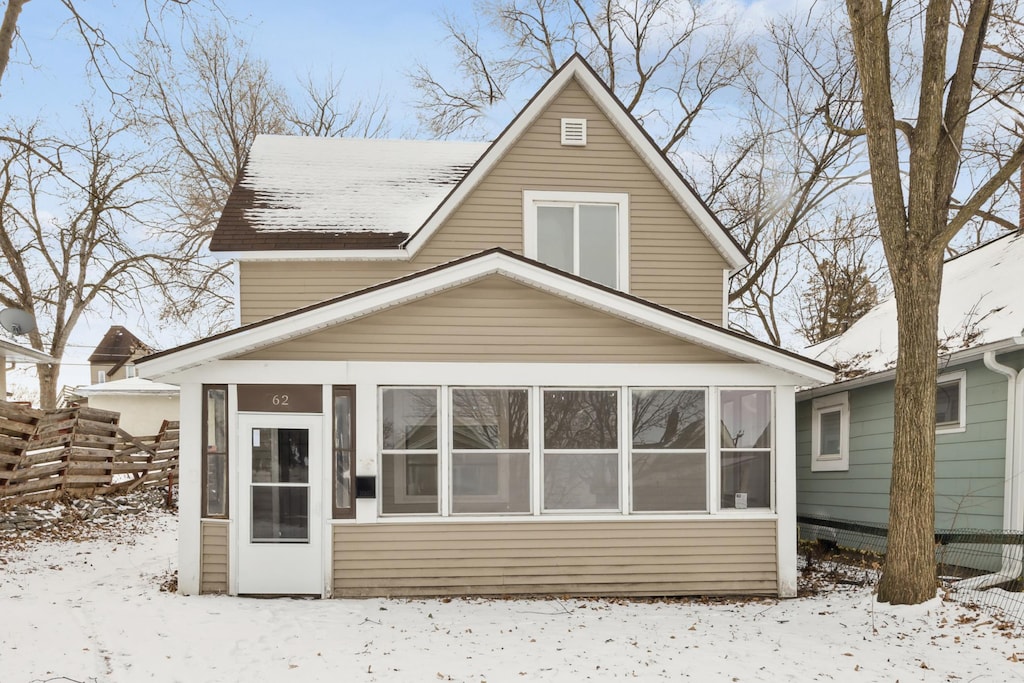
[37,362,58,410]
[876,243,943,604]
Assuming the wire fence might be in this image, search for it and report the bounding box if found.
[799,515,1024,630]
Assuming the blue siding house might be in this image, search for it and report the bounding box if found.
[796,231,1024,579]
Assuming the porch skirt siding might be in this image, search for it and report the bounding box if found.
[200,520,229,594]
[332,519,778,597]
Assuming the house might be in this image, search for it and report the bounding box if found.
[88,326,153,384]
[796,231,1024,577]
[137,55,833,599]
[73,377,180,436]
[0,338,55,403]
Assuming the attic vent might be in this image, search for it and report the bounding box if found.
[561,118,587,146]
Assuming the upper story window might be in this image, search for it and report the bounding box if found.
[125,364,137,379]
[936,371,966,434]
[523,191,629,290]
[97,370,107,384]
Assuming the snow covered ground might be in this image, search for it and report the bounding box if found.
[2,509,1023,683]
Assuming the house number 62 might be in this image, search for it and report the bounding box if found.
[272,394,289,406]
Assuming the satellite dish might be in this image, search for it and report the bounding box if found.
[0,308,37,336]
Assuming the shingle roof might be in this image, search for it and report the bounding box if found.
[209,136,490,252]
[88,326,153,364]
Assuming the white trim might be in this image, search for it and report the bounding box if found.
[775,385,797,598]
[810,392,850,472]
[177,383,203,595]
[936,370,967,434]
[140,252,831,384]
[523,190,630,291]
[232,260,242,328]
[722,269,730,327]
[402,56,747,271]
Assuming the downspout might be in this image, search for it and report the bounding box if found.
[957,352,1024,590]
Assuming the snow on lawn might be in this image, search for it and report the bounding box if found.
[2,511,1023,683]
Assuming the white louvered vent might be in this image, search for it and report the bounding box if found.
[560,118,587,146]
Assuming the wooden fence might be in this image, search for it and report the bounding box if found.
[0,401,179,506]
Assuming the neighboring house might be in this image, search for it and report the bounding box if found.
[0,338,55,403]
[797,231,1024,574]
[138,55,832,599]
[74,377,180,436]
[88,326,153,384]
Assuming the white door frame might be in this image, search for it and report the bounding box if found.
[234,412,325,595]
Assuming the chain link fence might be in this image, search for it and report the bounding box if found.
[799,515,1024,629]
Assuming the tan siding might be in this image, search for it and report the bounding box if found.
[200,520,229,594]
[332,519,777,597]
[237,276,733,363]
[240,79,728,324]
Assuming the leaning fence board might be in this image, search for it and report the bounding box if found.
[0,404,178,505]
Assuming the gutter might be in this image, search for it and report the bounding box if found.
[956,350,1024,590]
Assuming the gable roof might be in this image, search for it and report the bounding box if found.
[139,248,831,383]
[88,326,153,370]
[809,230,1024,376]
[211,55,748,271]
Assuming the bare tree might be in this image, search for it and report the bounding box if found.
[841,0,1024,604]
[0,116,175,407]
[796,211,885,345]
[285,70,391,139]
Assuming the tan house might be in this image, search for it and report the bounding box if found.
[88,326,153,385]
[138,55,833,599]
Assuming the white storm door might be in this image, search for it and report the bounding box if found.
[237,414,323,595]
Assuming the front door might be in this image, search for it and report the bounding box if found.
[237,414,323,595]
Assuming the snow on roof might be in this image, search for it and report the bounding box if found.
[76,377,179,396]
[0,338,55,364]
[241,136,491,235]
[808,231,1024,376]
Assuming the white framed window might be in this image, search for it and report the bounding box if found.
[97,370,106,384]
[719,389,773,510]
[523,191,629,290]
[380,387,440,515]
[630,388,708,512]
[936,370,967,434]
[125,364,137,379]
[450,387,531,514]
[541,388,620,512]
[810,392,849,472]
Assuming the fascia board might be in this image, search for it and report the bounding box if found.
[222,249,410,262]
[0,340,56,364]
[403,58,748,272]
[143,251,830,384]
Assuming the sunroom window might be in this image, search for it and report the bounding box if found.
[542,389,619,511]
[630,389,707,512]
[720,389,772,509]
[524,191,629,290]
[451,388,531,514]
[380,387,439,514]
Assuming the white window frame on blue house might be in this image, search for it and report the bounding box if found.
[935,370,967,434]
[811,392,849,472]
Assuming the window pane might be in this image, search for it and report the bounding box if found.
[537,206,574,272]
[544,390,618,449]
[334,391,353,514]
[720,451,770,509]
[579,204,618,287]
[251,487,308,542]
[382,388,437,450]
[206,388,227,453]
[205,452,227,517]
[381,452,438,514]
[452,452,531,513]
[632,389,705,449]
[936,380,960,425]
[818,410,842,456]
[720,389,772,448]
[632,452,706,512]
[251,428,309,484]
[452,388,529,450]
[543,452,619,510]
